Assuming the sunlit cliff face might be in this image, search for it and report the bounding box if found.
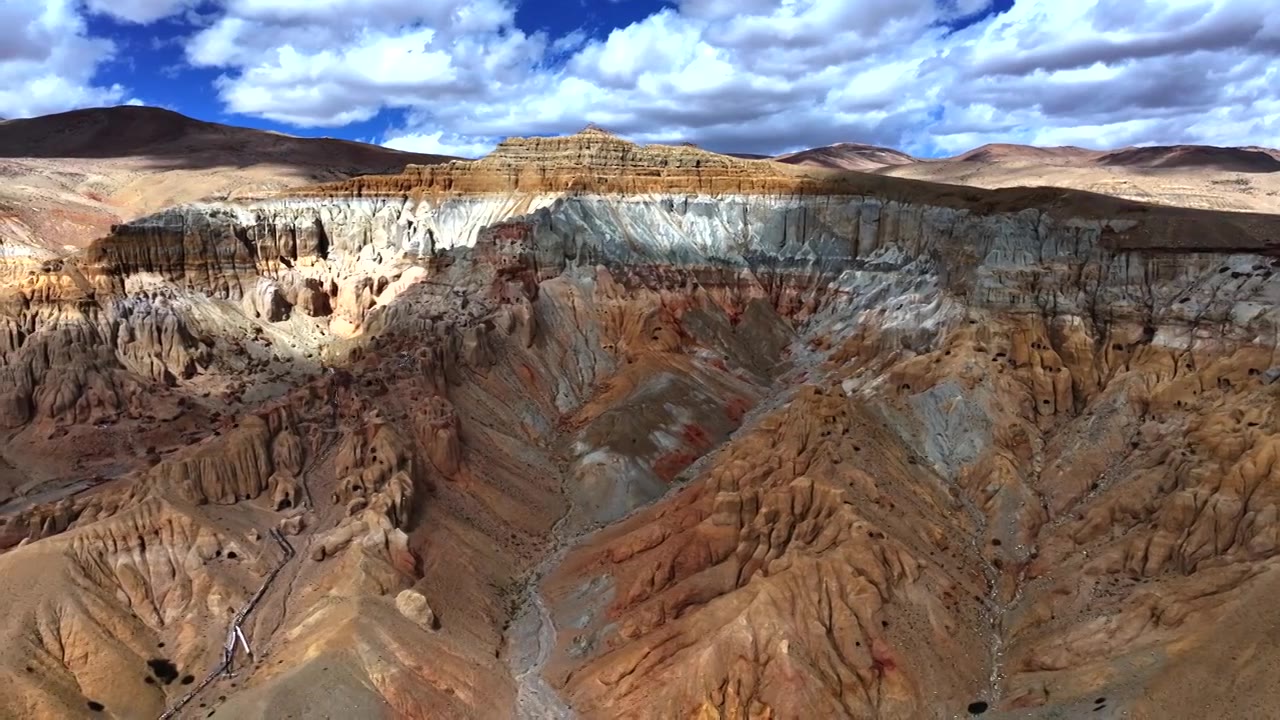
[3,129,1280,720]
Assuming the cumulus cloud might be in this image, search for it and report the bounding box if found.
[0,0,128,118]
[185,0,544,127]
[383,131,501,159]
[172,0,1277,156]
[85,0,202,25]
[927,0,1280,152]
[1,0,1277,157]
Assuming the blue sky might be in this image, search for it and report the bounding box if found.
[82,1,692,141]
[3,1,1277,157]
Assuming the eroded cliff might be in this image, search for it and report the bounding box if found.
[2,128,1280,719]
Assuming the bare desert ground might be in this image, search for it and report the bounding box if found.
[0,106,457,254]
[777,141,1280,214]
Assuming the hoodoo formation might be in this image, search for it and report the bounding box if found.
[3,118,1280,720]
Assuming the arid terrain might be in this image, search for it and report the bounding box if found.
[2,107,1280,720]
[0,106,456,255]
[776,141,1280,214]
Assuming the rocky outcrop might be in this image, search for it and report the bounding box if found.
[314,420,417,581]
[395,588,437,630]
[418,396,462,479]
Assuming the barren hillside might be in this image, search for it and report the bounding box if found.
[0,106,457,254]
[772,140,1280,214]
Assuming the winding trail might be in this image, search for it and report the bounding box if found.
[157,528,297,720]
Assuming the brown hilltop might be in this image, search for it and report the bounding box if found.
[0,105,457,168]
[944,142,1280,174]
[774,142,917,171]
[1097,145,1280,173]
[951,143,1102,164]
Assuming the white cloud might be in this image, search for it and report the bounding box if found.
[0,0,129,119]
[173,0,1277,155]
[382,131,498,159]
[85,0,201,24]
[185,0,543,127]
[4,0,1278,158]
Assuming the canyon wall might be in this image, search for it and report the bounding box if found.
[2,130,1280,719]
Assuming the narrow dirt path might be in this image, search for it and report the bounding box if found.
[158,529,297,719]
[157,433,338,719]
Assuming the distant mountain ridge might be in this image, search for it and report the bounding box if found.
[774,142,916,171]
[0,105,457,170]
[0,105,460,252]
[773,139,1280,174]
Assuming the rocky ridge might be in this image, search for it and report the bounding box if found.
[1,127,1279,718]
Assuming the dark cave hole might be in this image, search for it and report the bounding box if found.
[157,642,165,648]
[967,701,989,714]
[1095,697,1106,704]
[144,676,155,684]
[990,539,1001,546]
[182,675,196,685]
[87,701,105,712]
[147,658,180,685]
[226,551,238,559]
